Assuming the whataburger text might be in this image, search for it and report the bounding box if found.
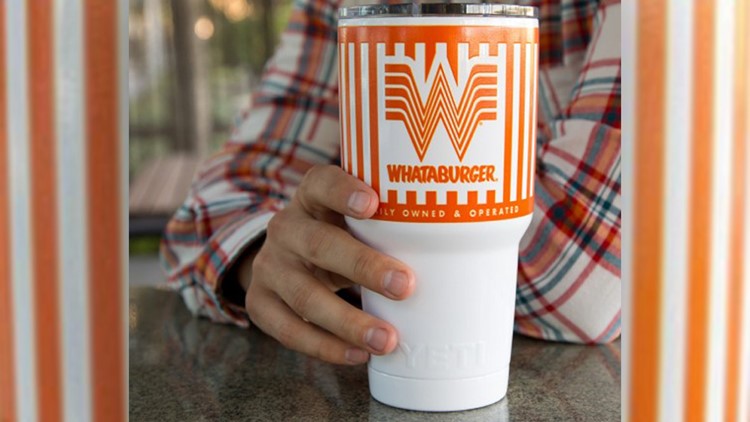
[386,164,498,184]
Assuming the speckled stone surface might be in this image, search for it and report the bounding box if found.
[130,287,620,421]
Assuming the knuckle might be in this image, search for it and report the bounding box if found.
[301,165,327,189]
[265,212,286,240]
[304,226,332,261]
[313,340,335,363]
[289,284,316,316]
[250,250,276,284]
[275,321,297,350]
[338,313,367,345]
[244,292,257,320]
[251,249,268,274]
[244,289,263,327]
[352,249,378,284]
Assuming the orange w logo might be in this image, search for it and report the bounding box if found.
[384,60,498,162]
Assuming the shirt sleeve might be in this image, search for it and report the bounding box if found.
[160,0,344,327]
[513,0,622,344]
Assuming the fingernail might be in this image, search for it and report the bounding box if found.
[383,271,409,297]
[345,348,370,364]
[365,327,390,352]
[348,191,371,214]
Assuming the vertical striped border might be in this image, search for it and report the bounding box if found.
[626,0,750,420]
[0,1,131,419]
[725,1,748,420]
[630,2,667,421]
[0,1,15,420]
[119,0,130,412]
[620,1,635,417]
[706,0,736,418]
[28,2,64,421]
[7,2,39,420]
[85,1,126,420]
[684,1,715,420]
[659,0,693,420]
[56,0,94,420]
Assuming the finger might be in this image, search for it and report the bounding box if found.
[277,266,399,356]
[296,165,378,219]
[310,265,354,292]
[279,216,414,300]
[246,286,370,365]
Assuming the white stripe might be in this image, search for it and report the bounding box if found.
[510,43,520,202]
[376,43,387,202]
[6,2,38,421]
[659,1,693,420]
[521,43,531,200]
[530,43,538,197]
[706,0,735,420]
[339,43,348,173]
[348,43,358,179]
[118,0,130,415]
[55,0,93,421]
[361,43,371,186]
[496,43,507,202]
[620,1,637,420]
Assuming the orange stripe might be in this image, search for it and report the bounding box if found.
[684,1,715,420]
[0,2,17,420]
[28,2,63,421]
[85,2,125,421]
[503,45,514,202]
[369,43,380,196]
[354,44,365,181]
[725,1,747,420]
[426,191,436,205]
[486,190,496,205]
[517,43,526,199]
[338,44,346,170]
[630,1,667,421]
[446,191,458,206]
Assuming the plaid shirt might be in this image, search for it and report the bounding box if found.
[161,0,621,344]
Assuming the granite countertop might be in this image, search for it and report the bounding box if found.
[129,287,620,421]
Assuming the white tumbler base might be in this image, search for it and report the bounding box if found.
[368,365,509,412]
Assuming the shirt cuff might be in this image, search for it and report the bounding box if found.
[179,210,275,328]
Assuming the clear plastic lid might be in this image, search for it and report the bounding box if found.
[339,3,538,19]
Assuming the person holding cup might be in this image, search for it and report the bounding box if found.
[161,0,621,385]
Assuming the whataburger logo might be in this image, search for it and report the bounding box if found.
[383,44,499,162]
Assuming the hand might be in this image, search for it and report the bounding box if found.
[243,165,415,365]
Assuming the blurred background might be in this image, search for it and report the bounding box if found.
[128,0,293,284]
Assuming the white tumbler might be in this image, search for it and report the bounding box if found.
[337,3,539,412]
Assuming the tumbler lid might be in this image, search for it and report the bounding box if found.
[339,3,538,19]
